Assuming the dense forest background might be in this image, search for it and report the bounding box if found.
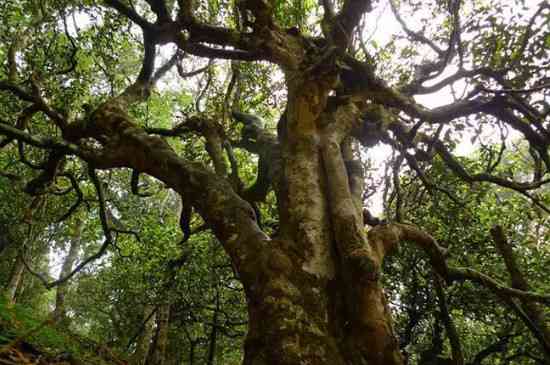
[0,0,549,364]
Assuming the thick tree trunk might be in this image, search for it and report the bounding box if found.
[241,80,403,365]
[53,219,82,323]
[242,243,403,365]
[5,252,25,304]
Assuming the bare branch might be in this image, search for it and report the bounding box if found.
[446,267,550,305]
[434,277,464,365]
[389,0,444,56]
[386,121,550,212]
[55,173,85,222]
[491,226,550,357]
[479,82,550,95]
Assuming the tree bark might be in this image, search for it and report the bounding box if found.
[53,218,82,323]
[241,79,404,365]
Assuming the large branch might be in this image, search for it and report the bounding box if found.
[6,98,271,288]
[343,58,550,171]
[184,22,249,49]
[175,1,265,60]
[0,121,81,157]
[109,0,295,67]
[319,101,383,284]
[145,0,171,22]
[231,111,281,202]
[177,41,262,61]
[106,0,266,75]
[78,101,269,286]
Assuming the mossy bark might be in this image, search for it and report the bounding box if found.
[241,80,403,365]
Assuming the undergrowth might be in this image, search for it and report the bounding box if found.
[0,296,126,364]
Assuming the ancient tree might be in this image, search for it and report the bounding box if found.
[0,0,549,364]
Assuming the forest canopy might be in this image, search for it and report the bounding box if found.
[0,0,549,364]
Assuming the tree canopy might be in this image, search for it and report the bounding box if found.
[0,0,549,364]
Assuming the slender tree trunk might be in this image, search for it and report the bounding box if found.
[183,328,197,365]
[5,252,25,304]
[53,219,82,323]
[189,342,195,365]
[132,305,156,365]
[206,291,219,365]
[148,304,171,365]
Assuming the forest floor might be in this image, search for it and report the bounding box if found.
[0,298,126,365]
[0,341,74,364]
